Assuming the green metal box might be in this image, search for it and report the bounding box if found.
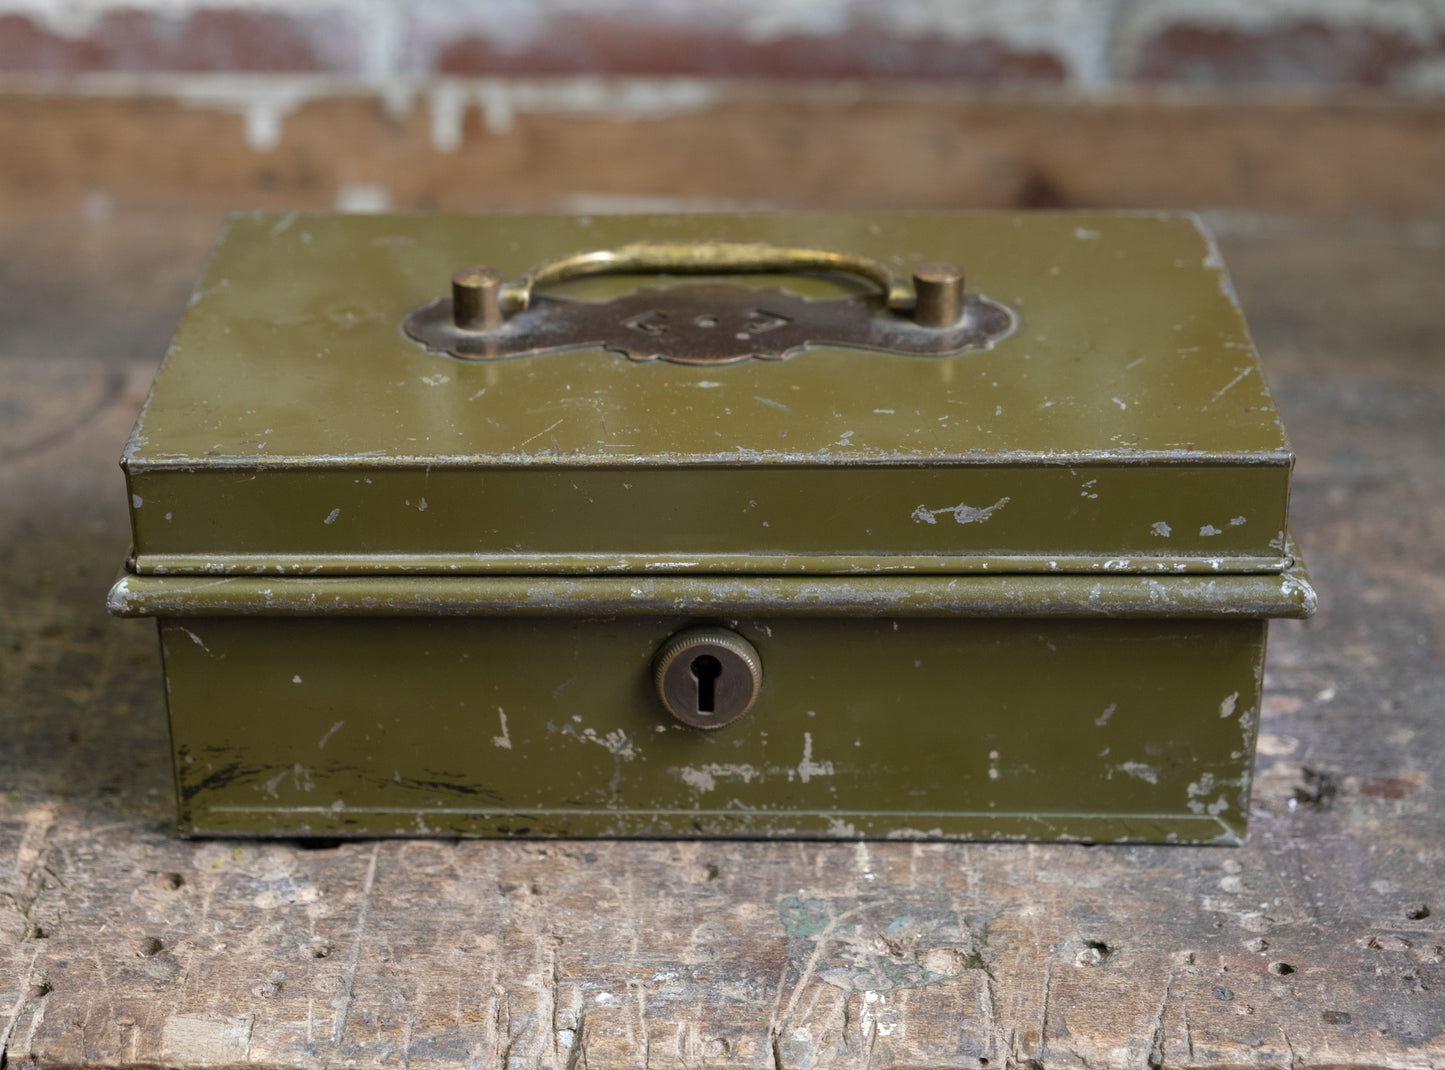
[109,211,1314,844]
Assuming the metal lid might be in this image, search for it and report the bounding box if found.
[122,211,1296,578]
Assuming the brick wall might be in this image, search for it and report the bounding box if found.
[1,1,1442,223]
[2,0,1442,91]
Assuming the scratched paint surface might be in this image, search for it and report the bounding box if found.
[154,615,1268,843]
[121,211,1295,571]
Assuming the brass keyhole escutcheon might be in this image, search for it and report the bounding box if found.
[654,627,762,730]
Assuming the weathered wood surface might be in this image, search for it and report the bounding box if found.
[1,216,1442,1069]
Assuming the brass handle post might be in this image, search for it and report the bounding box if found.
[451,266,503,331]
[912,262,965,328]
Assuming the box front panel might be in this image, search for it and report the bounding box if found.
[128,461,1292,575]
[159,615,1264,844]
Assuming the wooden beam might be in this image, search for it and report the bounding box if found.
[1,84,1442,221]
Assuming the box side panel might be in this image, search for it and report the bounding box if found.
[159,616,1265,844]
[129,462,1292,574]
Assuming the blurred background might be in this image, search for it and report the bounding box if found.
[2,0,1442,363]
[3,0,1443,220]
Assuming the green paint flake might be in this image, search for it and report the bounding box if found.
[780,895,831,937]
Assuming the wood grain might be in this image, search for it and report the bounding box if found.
[1,88,1443,222]
[1,215,1442,1068]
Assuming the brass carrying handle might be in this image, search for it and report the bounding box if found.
[449,242,966,330]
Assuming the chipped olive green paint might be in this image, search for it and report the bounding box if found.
[125,463,1291,575]
[113,211,1314,843]
[123,211,1295,574]
[158,614,1268,844]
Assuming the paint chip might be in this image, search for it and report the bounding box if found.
[797,732,833,783]
[1120,761,1158,784]
[492,708,512,749]
[912,497,1010,526]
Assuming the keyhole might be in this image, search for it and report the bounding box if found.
[655,628,761,729]
[691,654,723,713]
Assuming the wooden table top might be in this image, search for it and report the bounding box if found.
[2,214,1441,1069]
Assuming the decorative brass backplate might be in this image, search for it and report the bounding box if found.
[405,283,1016,366]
